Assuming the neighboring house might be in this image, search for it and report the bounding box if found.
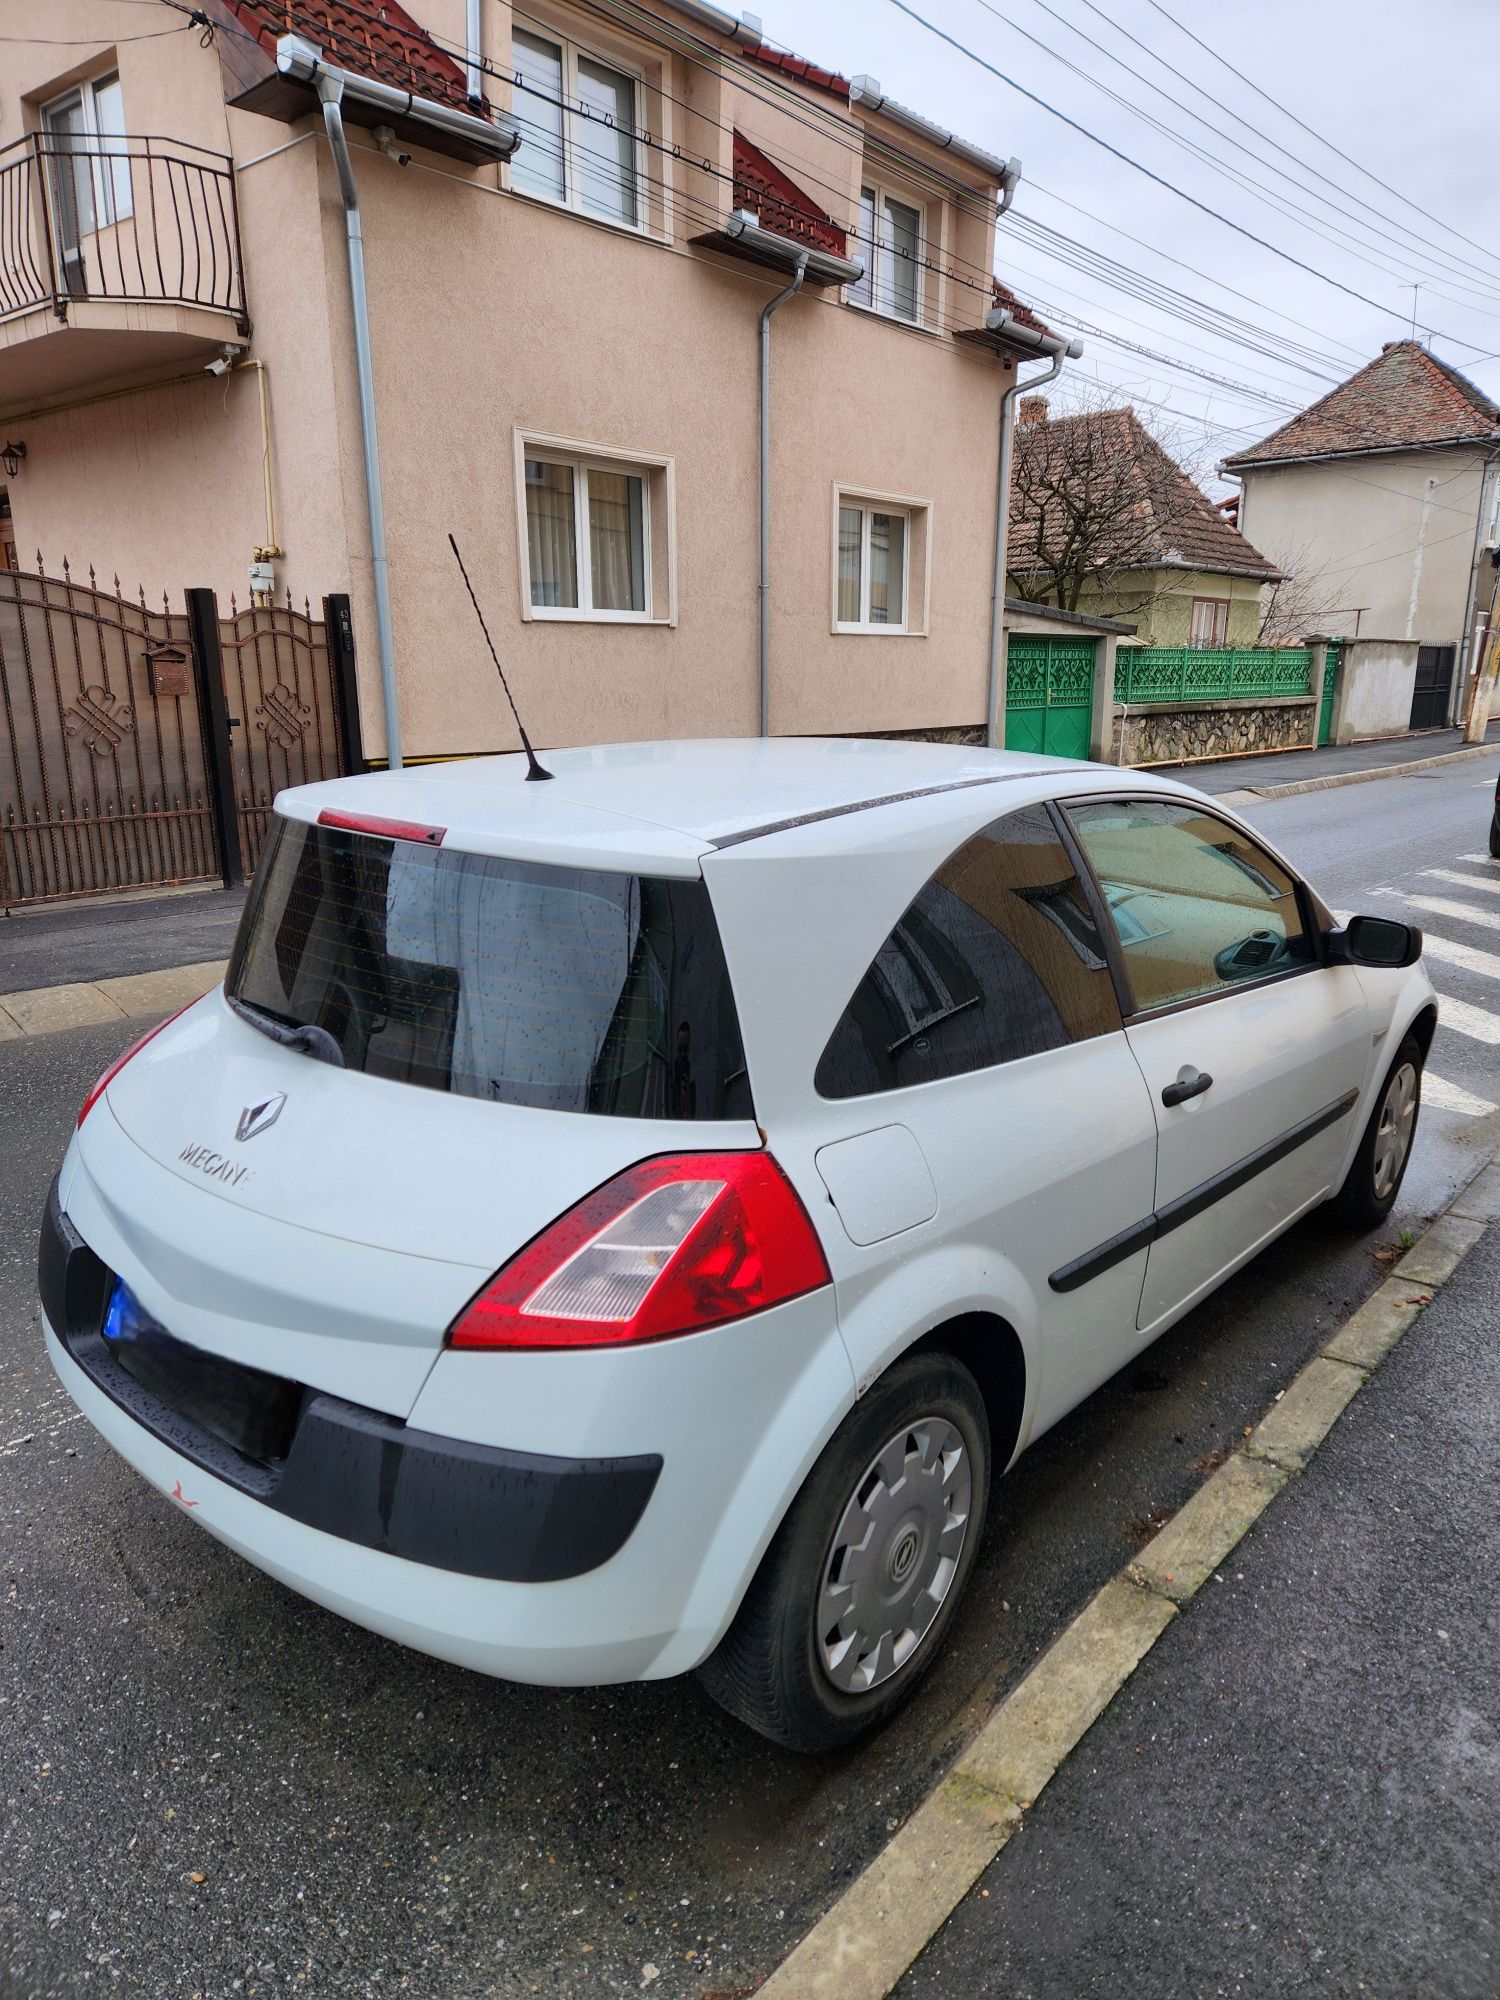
[1225,341,1500,732]
[1007,399,1281,646]
[0,0,1054,762]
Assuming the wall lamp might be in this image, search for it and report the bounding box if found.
[1,441,26,478]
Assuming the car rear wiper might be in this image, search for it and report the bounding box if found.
[226,994,346,1069]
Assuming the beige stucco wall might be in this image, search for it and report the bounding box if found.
[1333,638,1420,740]
[0,0,1014,763]
[1237,448,1492,648]
[1074,568,1266,646]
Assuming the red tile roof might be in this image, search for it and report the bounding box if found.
[1224,341,1500,469]
[220,0,476,112]
[732,131,846,256]
[1011,405,1282,583]
[744,43,851,101]
[991,275,1050,339]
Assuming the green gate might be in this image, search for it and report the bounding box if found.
[1317,642,1343,747]
[1005,634,1097,759]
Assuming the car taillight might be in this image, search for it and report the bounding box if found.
[448,1152,831,1351]
[317,808,445,845]
[76,1004,191,1128]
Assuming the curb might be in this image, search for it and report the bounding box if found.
[754,1154,1500,2000]
[0,960,226,1041]
[1241,739,1497,800]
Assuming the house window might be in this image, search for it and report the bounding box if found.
[838,502,909,630]
[517,437,675,623]
[1190,597,1230,648]
[43,73,131,241]
[847,184,923,324]
[510,29,639,229]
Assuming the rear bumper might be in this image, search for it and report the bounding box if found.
[40,1176,659,1585]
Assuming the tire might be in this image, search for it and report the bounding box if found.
[697,1352,991,1754]
[1488,813,1499,859]
[1329,1034,1423,1229]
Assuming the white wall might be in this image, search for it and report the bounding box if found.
[1334,639,1419,740]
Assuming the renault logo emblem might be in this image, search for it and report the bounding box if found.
[236,1093,286,1143]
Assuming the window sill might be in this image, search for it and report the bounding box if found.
[844,297,940,338]
[525,608,675,627]
[507,182,660,248]
[833,624,927,638]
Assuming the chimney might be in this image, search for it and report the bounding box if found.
[1019,395,1050,426]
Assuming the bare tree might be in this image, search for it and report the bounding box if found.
[1254,538,1339,643]
[1006,388,1222,615]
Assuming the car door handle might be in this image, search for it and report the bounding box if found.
[1161,1069,1213,1107]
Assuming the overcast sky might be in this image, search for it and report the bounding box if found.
[762,0,1500,486]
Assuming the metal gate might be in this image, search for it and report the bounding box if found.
[1005,634,1097,759]
[0,561,360,907]
[1409,645,1455,731]
[1317,641,1343,747]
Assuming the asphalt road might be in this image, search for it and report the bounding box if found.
[1,758,1496,1999]
[897,1174,1500,2000]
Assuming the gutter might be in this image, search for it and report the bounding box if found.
[1224,435,1500,475]
[276,34,520,770]
[984,309,1083,749]
[721,213,863,739]
[850,74,1021,194]
[665,0,765,45]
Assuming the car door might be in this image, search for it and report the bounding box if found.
[811,801,1162,1436]
[1063,796,1374,1334]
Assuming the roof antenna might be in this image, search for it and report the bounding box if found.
[448,532,554,782]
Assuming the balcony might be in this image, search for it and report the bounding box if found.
[0,132,249,417]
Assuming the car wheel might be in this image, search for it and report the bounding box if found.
[1330,1034,1423,1229]
[697,1352,991,1753]
[1488,814,1500,859]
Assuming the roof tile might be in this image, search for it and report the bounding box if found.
[222,0,477,111]
[1224,340,1500,468]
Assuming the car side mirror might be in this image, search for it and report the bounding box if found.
[1326,914,1423,969]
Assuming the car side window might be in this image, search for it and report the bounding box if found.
[815,803,1122,1099]
[1064,798,1314,1014]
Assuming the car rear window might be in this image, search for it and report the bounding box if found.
[225,816,752,1121]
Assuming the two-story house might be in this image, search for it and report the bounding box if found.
[1225,341,1500,735]
[0,0,1064,765]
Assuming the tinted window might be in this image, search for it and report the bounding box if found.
[815,804,1121,1099]
[1065,798,1314,1013]
[226,817,751,1120]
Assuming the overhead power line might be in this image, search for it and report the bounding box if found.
[883,0,1493,353]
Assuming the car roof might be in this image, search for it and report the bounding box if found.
[279,738,1192,867]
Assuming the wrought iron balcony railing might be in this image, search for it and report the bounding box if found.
[0,131,247,330]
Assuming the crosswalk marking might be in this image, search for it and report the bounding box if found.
[1457,854,1498,867]
[1423,1073,1498,1118]
[1400,893,1500,934]
[1420,868,1500,898]
[1431,994,1500,1044]
[1421,932,1500,982]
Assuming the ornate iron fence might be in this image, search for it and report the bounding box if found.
[0,561,359,908]
[1114,646,1314,704]
[0,132,246,327]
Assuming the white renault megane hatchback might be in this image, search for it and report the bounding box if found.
[41,739,1434,1750]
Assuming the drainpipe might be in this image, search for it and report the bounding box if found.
[984,310,1083,750]
[317,75,404,769]
[759,253,807,738]
[464,0,483,106]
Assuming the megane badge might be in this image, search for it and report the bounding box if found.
[236,1092,286,1143]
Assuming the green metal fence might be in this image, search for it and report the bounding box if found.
[1114,646,1314,704]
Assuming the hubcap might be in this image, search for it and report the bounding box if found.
[816,1417,972,1696]
[1372,1061,1418,1200]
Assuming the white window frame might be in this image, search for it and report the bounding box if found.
[513,430,677,626]
[846,180,926,327]
[833,487,930,637]
[42,72,132,232]
[506,25,647,236]
[1190,596,1231,648]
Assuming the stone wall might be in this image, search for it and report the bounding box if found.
[1113,695,1317,767]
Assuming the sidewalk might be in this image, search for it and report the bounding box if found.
[896,1219,1500,2000]
[1160,715,1500,796]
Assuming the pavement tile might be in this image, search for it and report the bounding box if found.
[100,961,226,1019]
[1393,1212,1486,1286]
[955,1575,1177,1810]
[1449,1161,1500,1225]
[1128,1453,1287,1605]
[1322,1278,1430,1371]
[757,1782,1021,2000]
[1244,1356,1364,1471]
[0,981,127,1034]
[0,1005,22,1041]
